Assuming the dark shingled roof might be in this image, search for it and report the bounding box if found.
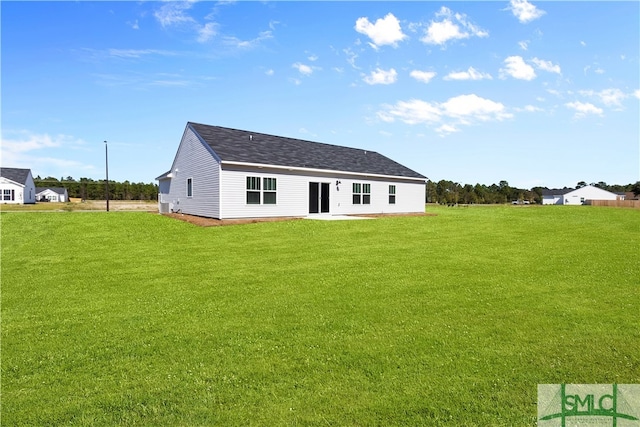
[188,122,426,179]
[36,187,67,195]
[542,188,574,196]
[0,167,31,185]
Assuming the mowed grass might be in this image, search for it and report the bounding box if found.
[1,206,639,426]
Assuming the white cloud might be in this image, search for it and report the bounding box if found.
[154,1,196,28]
[149,79,190,87]
[343,48,359,69]
[634,89,640,100]
[565,101,603,118]
[128,19,140,30]
[0,131,92,175]
[531,57,561,74]
[298,128,317,138]
[436,124,460,136]
[377,99,441,124]
[546,89,562,98]
[507,0,546,23]
[363,68,398,85]
[107,49,177,59]
[421,6,488,46]
[2,131,64,153]
[292,62,314,76]
[410,70,437,83]
[308,54,318,62]
[441,94,511,121]
[376,94,512,135]
[518,40,529,51]
[522,105,543,112]
[500,56,536,80]
[265,69,274,76]
[223,30,273,49]
[444,66,492,81]
[197,22,218,43]
[579,88,627,108]
[355,13,407,49]
[597,88,626,107]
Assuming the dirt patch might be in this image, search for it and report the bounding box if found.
[161,211,435,227]
[161,213,303,227]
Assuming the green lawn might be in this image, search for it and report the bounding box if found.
[2,206,639,426]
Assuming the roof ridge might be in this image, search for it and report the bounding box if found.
[188,122,382,155]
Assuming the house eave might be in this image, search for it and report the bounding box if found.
[155,171,173,181]
[0,177,26,188]
[220,160,426,183]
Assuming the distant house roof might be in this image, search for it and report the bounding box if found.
[36,187,67,195]
[0,167,32,185]
[542,188,574,196]
[186,122,426,179]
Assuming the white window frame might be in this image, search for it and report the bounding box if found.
[263,177,277,205]
[353,183,370,205]
[186,178,193,198]
[246,176,277,205]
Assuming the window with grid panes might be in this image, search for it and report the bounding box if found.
[263,177,277,204]
[246,176,261,204]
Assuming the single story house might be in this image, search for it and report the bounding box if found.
[157,122,426,219]
[542,185,621,205]
[36,187,69,202]
[0,167,36,204]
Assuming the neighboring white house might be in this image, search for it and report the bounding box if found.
[542,185,621,205]
[36,187,69,202]
[157,122,426,219]
[0,167,36,204]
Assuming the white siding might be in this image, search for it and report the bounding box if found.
[220,165,425,219]
[0,173,35,204]
[542,195,562,205]
[165,127,221,218]
[562,186,618,205]
[24,172,36,204]
[0,178,24,204]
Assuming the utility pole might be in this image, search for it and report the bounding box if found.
[105,140,109,212]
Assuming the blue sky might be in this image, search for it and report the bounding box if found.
[2,1,638,188]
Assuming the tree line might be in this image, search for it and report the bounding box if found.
[426,180,640,205]
[33,175,639,204]
[34,176,158,201]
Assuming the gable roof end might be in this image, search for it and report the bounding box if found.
[188,122,426,179]
[36,187,67,195]
[0,167,32,185]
